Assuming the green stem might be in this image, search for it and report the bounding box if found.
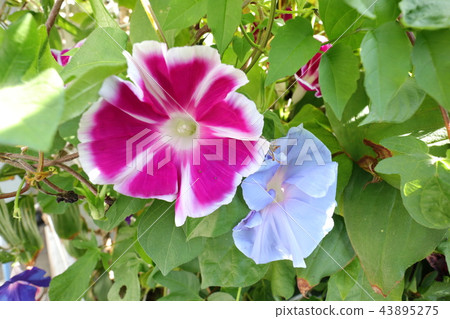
[236,287,242,301]
[241,0,277,73]
[239,24,266,54]
[140,0,169,46]
[13,179,26,219]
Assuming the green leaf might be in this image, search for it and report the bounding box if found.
[288,104,342,154]
[400,0,450,30]
[137,200,205,275]
[343,168,446,295]
[232,35,251,62]
[361,77,426,124]
[319,43,360,120]
[35,25,62,74]
[343,0,400,22]
[326,77,444,162]
[266,260,295,299]
[88,0,119,28]
[58,115,81,146]
[263,110,287,139]
[296,216,355,292]
[0,250,15,263]
[60,27,127,122]
[130,0,158,44]
[343,0,377,19]
[326,258,404,301]
[154,270,202,300]
[375,138,450,229]
[0,13,39,86]
[334,153,353,201]
[207,0,242,54]
[49,249,100,301]
[372,0,401,25]
[36,174,76,214]
[185,189,248,240]
[319,0,362,45]
[107,257,141,301]
[419,277,450,301]
[61,28,127,83]
[266,17,321,85]
[412,30,450,112]
[207,292,235,301]
[119,0,137,9]
[360,22,412,123]
[379,135,429,154]
[0,68,64,151]
[164,0,208,31]
[94,195,148,231]
[237,65,265,110]
[51,204,82,239]
[198,232,269,288]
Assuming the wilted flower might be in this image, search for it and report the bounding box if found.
[0,267,51,301]
[232,125,337,267]
[51,39,85,67]
[78,41,267,226]
[295,35,332,98]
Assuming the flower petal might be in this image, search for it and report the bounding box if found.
[284,162,338,198]
[295,43,332,97]
[165,45,220,109]
[78,100,158,185]
[241,160,279,211]
[0,282,38,301]
[10,267,50,287]
[174,138,267,226]
[233,198,334,268]
[124,41,178,114]
[197,92,264,140]
[113,143,178,200]
[274,125,332,167]
[99,76,168,123]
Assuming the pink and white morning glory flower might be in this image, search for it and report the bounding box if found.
[295,35,332,98]
[233,125,337,267]
[78,41,268,226]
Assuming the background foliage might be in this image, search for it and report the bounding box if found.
[0,0,449,301]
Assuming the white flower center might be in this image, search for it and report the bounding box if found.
[160,113,199,151]
[175,119,197,136]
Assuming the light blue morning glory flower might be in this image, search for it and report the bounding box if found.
[232,125,338,268]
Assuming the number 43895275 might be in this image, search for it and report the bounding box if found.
[379,305,438,316]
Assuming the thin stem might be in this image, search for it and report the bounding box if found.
[55,163,98,196]
[236,287,242,301]
[241,0,277,73]
[0,183,30,200]
[35,182,59,196]
[13,179,26,219]
[140,0,168,46]
[0,152,79,166]
[37,151,44,173]
[190,25,210,45]
[239,24,266,53]
[41,178,65,193]
[45,0,64,34]
[46,152,79,165]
